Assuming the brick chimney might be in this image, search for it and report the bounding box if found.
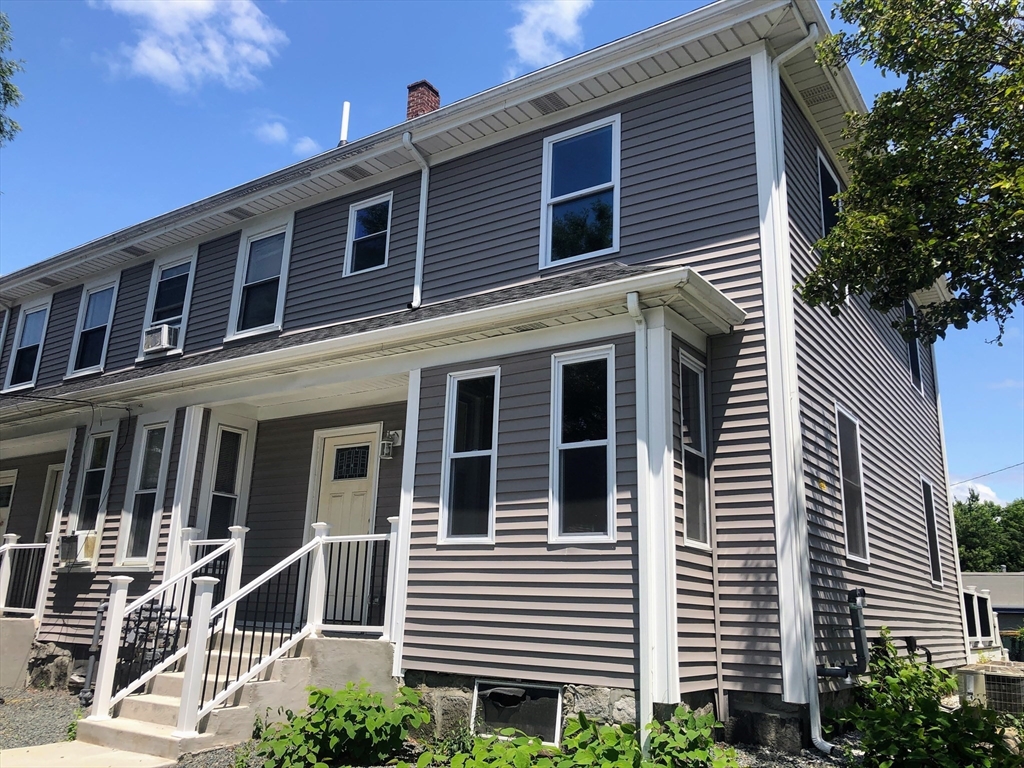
[407,80,440,120]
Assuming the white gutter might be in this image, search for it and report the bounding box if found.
[402,132,430,310]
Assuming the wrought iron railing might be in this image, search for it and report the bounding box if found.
[0,534,49,617]
[322,535,391,627]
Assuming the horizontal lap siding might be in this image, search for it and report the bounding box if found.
[0,451,66,541]
[285,174,419,329]
[242,403,407,585]
[105,262,154,372]
[782,86,965,669]
[422,61,758,303]
[183,232,241,354]
[36,286,82,388]
[403,336,639,690]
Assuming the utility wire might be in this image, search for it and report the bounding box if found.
[950,461,1024,486]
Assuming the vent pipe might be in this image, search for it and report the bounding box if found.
[338,102,351,147]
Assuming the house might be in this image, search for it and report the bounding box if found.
[0,0,969,757]
[962,572,1024,661]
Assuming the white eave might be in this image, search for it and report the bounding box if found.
[0,0,861,305]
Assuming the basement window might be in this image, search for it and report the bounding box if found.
[473,681,562,744]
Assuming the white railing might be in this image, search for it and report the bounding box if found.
[0,533,50,618]
[88,526,247,720]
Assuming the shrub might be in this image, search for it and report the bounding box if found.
[561,713,643,767]
[647,707,739,768]
[256,682,429,768]
[839,626,1023,768]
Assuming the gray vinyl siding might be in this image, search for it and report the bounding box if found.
[35,286,83,388]
[422,61,757,303]
[285,174,420,329]
[183,232,242,354]
[105,262,154,372]
[0,305,17,381]
[403,336,639,690]
[782,86,965,669]
[241,402,407,584]
[0,451,66,542]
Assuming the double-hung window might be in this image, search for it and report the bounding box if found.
[69,281,117,375]
[74,432,115,533]
[540,115,620,267]
[207,427,245,540]
[819,154,841,238]
[345,193,392,275]
[228,217,293,339]
[835,405,868,562]
[679,355,709,546]
[549,347,616,543]
[141,254,194,356]
[5,301,50,390]
[920,478,942,584]
[903,300,924,393]
[120,416,171,565]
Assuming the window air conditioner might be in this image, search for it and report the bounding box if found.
[59,531,97,564]
[143,324,178,354]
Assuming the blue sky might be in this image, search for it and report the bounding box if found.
[0,0,1021,503]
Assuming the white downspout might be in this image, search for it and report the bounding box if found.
[402,132,429,310]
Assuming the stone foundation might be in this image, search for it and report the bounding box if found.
[26,641,76,690]
[724,691,807,754]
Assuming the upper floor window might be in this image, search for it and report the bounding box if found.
[679,354,709,546]
[5,300,50,390]
[540,115,620,268]
[141,254,194,356]
[439,368,499,544]
[819,154,840,238]
[119,415,171,565]
[920,478,942,585]
[73,431,115,533]
[69,281,117,375]
[549,346,616,543]
[904,300,923,393]
[227,216,293,340]
[345,193,393,275]
[836,405,869,562]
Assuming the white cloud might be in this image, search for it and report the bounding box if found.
[988,378,1024,390]
[254,120,288,144]
[92,0,287,92]
[506,0,593,78]
[292,136,322,156]
[952,481,1004,505]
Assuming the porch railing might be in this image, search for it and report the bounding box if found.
[0,534,49,618]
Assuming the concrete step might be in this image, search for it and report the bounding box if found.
[77,717,217,760]
[117,693,182,728]
[0,741,175,768]
[207,629,300,656]
[149,663,273,698]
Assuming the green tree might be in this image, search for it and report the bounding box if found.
[803,0,1024,343]
[0,11,24,146]
[954,490,1024,571]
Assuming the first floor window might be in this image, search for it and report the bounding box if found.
[441,369,498,540]
[0,470,17,533]
[237,230,286,332]
[126,424,167,561]
[921,479,942,584]
[77,433,113,532]
[208,428,243,540]
[551,348,614,540]
[679,357,709,545]
[73,284,116,372]
[8,306,48,387]
[836,406,868,561]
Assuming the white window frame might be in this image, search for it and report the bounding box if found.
[438,366,501,545]
[137,248,197,360]
[117,411,173,567]
[679,350,711,548]
[195,413,257,538]
[0,468,18,538]
[817,149,842,239]
[225,213,294,342]
[69,425,118,539]
[904,299,925,395]
[471,679,564,745]
[539,114,621,269]
[548,345,617,544]
[343,192,394,276]
[920,476,943,586]
[66,277,120,378]
[835,403,870,564]
[3,296,52,392]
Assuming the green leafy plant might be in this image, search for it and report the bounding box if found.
[410,729,561,768]
[647,707,738,768]
[422,722,477,764]
[561,712,643,767]
[838,627,1023,767]
[255,682,429,768]
[66,707,83,741]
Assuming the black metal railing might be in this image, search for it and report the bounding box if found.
[190,541,231,608]
[113,577,194,695]
[322,537,391,627]
[3,546,47,612]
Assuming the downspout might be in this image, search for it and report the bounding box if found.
[768,17,834,757]
[627,292,654,750]
[402,132,429,310]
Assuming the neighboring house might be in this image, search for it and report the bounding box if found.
[0,0,968,753]
[963,572,1024,638]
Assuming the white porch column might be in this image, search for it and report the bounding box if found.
[174,576,218,736]
[0,533,18,612]
[165,406,206,580]
[306,522,329,637]
[391,369,421,677]
[88,576,133,720]
[382,516,400,641]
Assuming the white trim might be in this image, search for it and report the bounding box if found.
[195,412,257,537]
[343,192,394,277]
[0,469,18,539]
[117,410,174,567]
[33,464,64,543]
[0,309,10,377]
[816,148,841,239]
[679,354,711,548]
[539,114,621,268]
[438,366,500,545]
[225,212,294,341]
[138,248,197,361]
[919,475,943,587]
[66,276,120,378]
[164,406,204,580]
[834,403,870,564]
[547,345,617,544]
[3,295,53,392]
[391,368,420,676]
[471,679,564,744]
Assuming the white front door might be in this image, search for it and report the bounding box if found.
[314,425,380,623]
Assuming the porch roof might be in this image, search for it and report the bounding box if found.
[0,262,744,427]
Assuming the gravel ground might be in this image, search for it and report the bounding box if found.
[0,686,83,750]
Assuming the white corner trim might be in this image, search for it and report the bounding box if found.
[391,368,421,677]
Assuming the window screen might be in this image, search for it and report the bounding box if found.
[837,410,867,560]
